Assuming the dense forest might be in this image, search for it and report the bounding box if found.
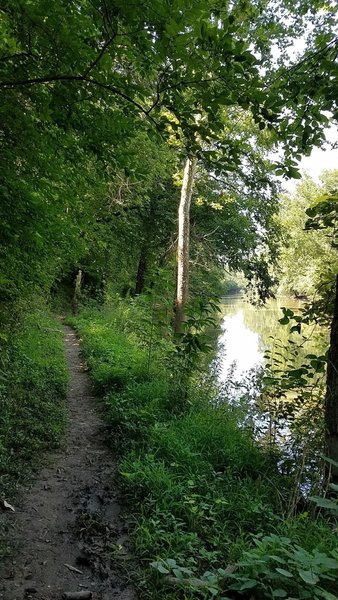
[1,1,338,599]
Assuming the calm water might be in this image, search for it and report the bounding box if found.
[215,295,327,477]
[216,295,303,384]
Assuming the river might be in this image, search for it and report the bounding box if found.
[214,294,328,486]
[215,295,304,392]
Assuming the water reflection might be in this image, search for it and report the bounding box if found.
[218,309,263,381]
[214,295,327,495]
[217,295,302,384]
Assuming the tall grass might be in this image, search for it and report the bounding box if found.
[0,306,68,559]
[0,308,68,497]
[71,298,338,599]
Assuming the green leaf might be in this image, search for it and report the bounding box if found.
[290,324,301,334]
[314,554,338,569]
[270,556,286,564]
[209,587,219,596]
[166,559,177,568]
[158,564,170,574]
[273,590,288,598]
[173,568,184,579]
[150,561,170,574]
[287,166,302,179]
[309,496,338,510]
[238,579,257,590]
[276,568,293,578]
[298,570,319,585]
[316,588,338,600]
[279,316,289,325]
[166,19,181,36]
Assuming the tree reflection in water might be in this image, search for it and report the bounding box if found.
[213,294,328,501]
[216,294,309,390]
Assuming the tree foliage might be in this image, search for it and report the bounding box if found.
[0,0,337,324]
[277,172,338,298]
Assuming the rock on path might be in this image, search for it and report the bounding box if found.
[0,325,135,600]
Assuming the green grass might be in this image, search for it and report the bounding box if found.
[67,303,168,393]
[0,308,68,499]
[118,405,280,574]
[70,299,338,600]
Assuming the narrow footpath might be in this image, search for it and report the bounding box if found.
[0,326,135,600]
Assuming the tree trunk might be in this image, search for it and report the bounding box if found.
[325,273,338,482]
[173,155,197,335]
[134,197,157,294]
[135,247,147,295]
[72,269,82,314]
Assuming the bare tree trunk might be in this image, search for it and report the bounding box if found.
[173,155,197,335]
[72,269,82,314]
[325,273,338,482]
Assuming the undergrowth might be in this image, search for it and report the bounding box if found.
[0,307,68,499]
[70,297,338,600]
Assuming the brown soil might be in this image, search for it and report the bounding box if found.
[0,326,136,600]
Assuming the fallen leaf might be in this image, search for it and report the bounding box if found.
[3,500,15,512]
[64,563,83,575]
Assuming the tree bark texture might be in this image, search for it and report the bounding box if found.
[173,155,197,335]
[325,273,338,482]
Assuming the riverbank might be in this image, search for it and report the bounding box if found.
[215,295,318,383]
[69,298,338,600]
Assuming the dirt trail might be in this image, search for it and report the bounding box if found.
[0,325,135,600]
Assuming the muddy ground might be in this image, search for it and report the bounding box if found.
[0,325,135,600]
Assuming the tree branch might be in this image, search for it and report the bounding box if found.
[82,33,118,77]
[266,36,338,91]
[160,76,223,94]
[145,64,172,114]
[0,51,35,63]
[0,74,159,126]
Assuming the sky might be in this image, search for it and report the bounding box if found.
[282,125,338,193]
[271,22,338,193]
